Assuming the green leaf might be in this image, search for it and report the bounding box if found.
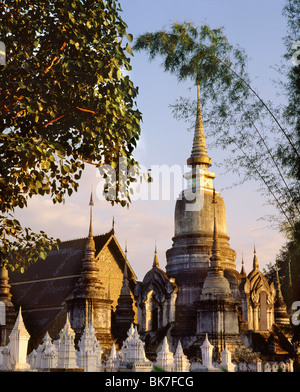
[126,33,133,42]
[125,43,133,56]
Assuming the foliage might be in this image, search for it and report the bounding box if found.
[134,16,300,334]
[0,0,141,272]
[280,0,300,184]
[133,21,300,235]
[262,1,300,322]
[133,22,250,103]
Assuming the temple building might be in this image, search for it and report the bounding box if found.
[133,85,294,362]
[1,202,137,354]
[0,86,295,365]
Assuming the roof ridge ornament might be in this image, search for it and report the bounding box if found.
[153,241,159,268]
[85,191,96,260]
[240,253,247,277]
[253,245,259,270]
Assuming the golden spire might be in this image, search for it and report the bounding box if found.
[240,254,246,278]
[85,192,96,259]
[120,241,130,296]
[153,242,159,268]
[252,245,259,270]
[187,84,212,167]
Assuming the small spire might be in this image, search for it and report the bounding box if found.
[253,245,259,270]
[153,242,159,268]
[89,190,94,226]
[175,340,184,356]
[240,254,246,277]
[123,241,129,283]
[10,306,30,339]
[187,84,212,167]
[161,336,170,352]
[85,192,96,259]
[120,257,130,296]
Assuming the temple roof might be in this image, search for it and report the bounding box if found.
[9,230,136,339]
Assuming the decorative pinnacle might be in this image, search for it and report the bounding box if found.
[253,245,259,270]
[120,247,130,296]
[153,241,159,268]
[240,254,246,277]
[187,84,212,167]
[85,191,96,259]
[124,241,128,279]
[88,192,94,236]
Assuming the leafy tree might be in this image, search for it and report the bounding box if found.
[133,21,300,235]
[280,0,300,182]
[0,0,142,272]
[263,0,300,324]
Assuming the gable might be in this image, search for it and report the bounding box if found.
[96,235,137,311]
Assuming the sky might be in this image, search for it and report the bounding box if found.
[14,0,290,281]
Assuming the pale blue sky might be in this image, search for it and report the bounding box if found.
[15,0,289,280]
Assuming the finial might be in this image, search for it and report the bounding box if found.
[85,191,96,259]
[253,245,259,270]
[153,242,159,268]
[123,241,128,279]
[240,253,246,277]
[187,84,212,167]
[120,253,130,296]
[88,191,94,238]
[89,191,94,207]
